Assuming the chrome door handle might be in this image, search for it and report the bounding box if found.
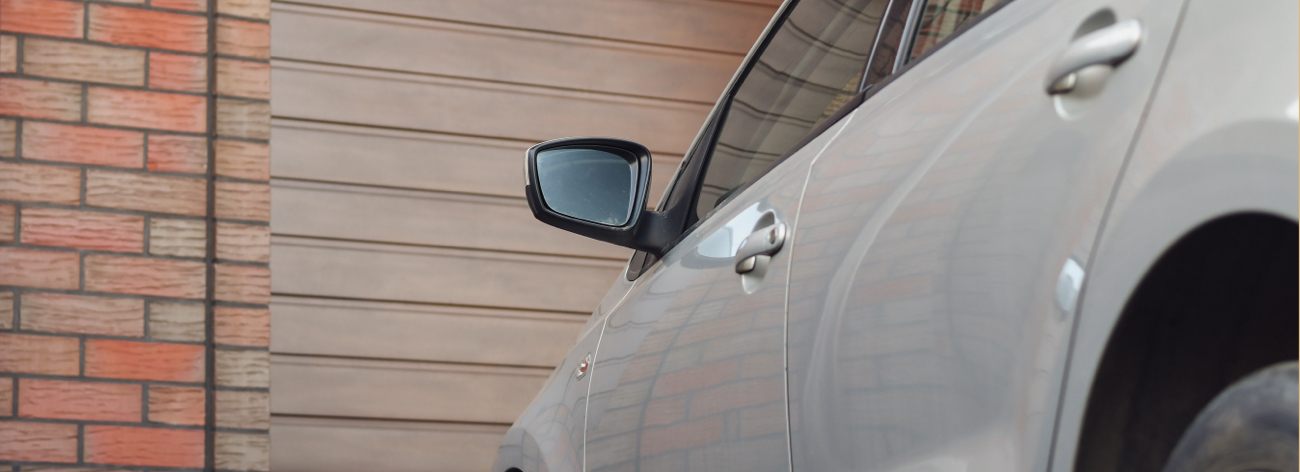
[735,221,787,274]
[1045,19,1142,94]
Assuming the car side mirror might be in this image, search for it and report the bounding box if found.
[525,137,657,252]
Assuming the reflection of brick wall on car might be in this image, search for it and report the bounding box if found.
[586,277,788,471]
[784,65,1053,464]
[0,0,271,469]
[518,399,581,472]
[584,168,811,472]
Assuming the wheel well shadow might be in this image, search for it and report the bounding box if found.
[1075,213,1298,471]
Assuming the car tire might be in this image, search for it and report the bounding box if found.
[1162,361,1298,472]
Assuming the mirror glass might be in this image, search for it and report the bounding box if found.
[536,146,638,226]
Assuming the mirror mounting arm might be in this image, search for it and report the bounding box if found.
[629,210,676,257]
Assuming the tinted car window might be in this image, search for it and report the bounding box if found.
[906,0,1004,62]
[695,0,891,219]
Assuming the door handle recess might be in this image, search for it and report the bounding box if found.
[1045,18,1142,95]
[735,222,787,274]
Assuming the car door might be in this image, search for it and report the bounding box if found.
[578,0,893,470]
[784,0,1186,470]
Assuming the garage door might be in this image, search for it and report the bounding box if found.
[268,1,776,469]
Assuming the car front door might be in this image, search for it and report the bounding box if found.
[579,0,893,470]
[784,0,1187,469]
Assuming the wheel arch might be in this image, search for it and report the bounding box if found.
[1050,118,1298,471]
[1072,212,1296,471]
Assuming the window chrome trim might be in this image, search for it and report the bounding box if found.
[894,0,927,71]
[858,0,905,92]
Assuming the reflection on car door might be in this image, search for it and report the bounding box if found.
[580,0,892,469]
[786,0,1187,469]
[581,150,811,471]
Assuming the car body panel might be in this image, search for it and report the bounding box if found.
[1050,0,1300,468]
[580,114,856,472]
[783,0,1186,470]
[494,315,604,472]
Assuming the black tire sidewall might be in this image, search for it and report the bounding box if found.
[1163,362,1299,472]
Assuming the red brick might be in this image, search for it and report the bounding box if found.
[215,139,268,180]
[216,431,269,471]
[85,254,206,299]
[88,4,207,53]
[216,97,269,139]
[86,169,207,216]
[0,247,78,289]
[0,0,84,38]
[0,378,11,416]
[216,58,269,100]
[88,87,206,133]
[22,122,144,168]
[85,425,204,468]
[18,378,142,422]
[21,207,144,252]
[147,134,208,173]
[154,0,207,12]
[85,339,204,382]
[215,349,267,388]
[0,77,82,120]
[149,52,207,93]
[147,385,204,425]
[217,0,268,19]
[215,306,269,347]
[148,218,206,258]
[215,263,269,304]
[216,17,269,59]
[0,118,15,157]
[22,293,144,337]
[0,333,80,375]
[0,35,18,73]
[0,421,77,463]
[0,203,13,243]
[0,291,12,329]
[215,390,268,429]
[0,160,80,204]
[215,180,269,221]
[22,38,146,86]
[148,301,204,341]
[216,222,269,262]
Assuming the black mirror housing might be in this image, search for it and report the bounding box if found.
[525,137,667,254]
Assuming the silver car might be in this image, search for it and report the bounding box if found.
[496,0,1298,470]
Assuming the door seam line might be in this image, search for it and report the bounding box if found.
[783,109,860,472]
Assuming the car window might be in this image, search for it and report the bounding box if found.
[694,0,892,220]
[905,0,1004,63]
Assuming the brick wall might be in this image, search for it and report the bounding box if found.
[0,0,270,470]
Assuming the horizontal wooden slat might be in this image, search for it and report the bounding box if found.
[272,4,740,103]
[272,179,630,259]
[270,120,679,200]
[276,0,773,54]
[272,416,506,472]
[270,296,586,367]
[270,120,525,196]
[271,61,710,155]
[271,354,549,423]
[270,236,622,313]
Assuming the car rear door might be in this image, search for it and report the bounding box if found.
[579,0,893,470]
[784,0,1188,469]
